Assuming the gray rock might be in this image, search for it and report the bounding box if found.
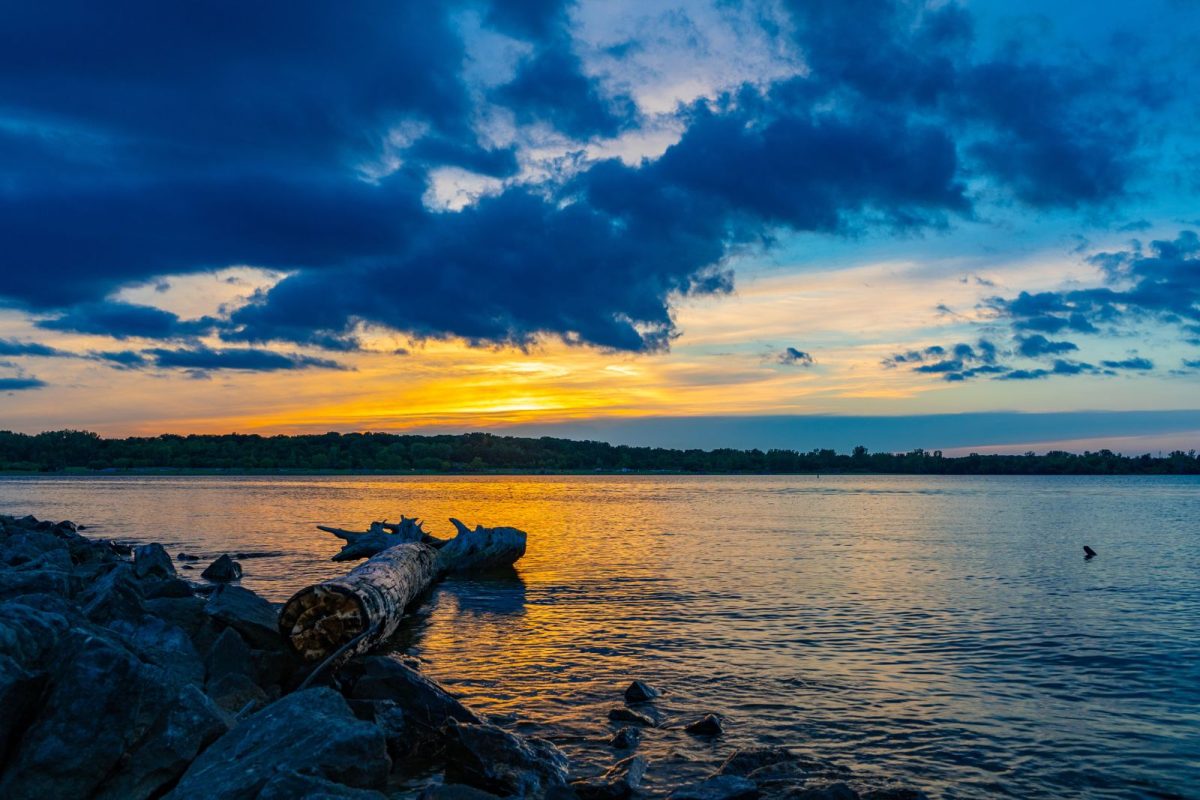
[442,721,570,798]
[258,770,388,799]
[79,561,145,624]
[204,584,280,649]
[145,594,217,646]
[134,543,177,580]
[624,680,660,703]
[93,684,229,800]
[145,577,197,599]
[0,600,73,758]
[608,707,655,726]
[573,755,648,800]
[202,554,243,582]
[348,698,410,760]
[166,687,390,800]
[684,714,724,736]
[1,529,70,568]
[345,655,482,734]
[106,613,205,687]
[609,726,641,749]
[669,776,759,800]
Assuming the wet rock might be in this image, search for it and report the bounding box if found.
[177,552,201,561]
[145,594,216,645]
[344,655,482,734]
[785,783,859,800]
[685,714,724,736]
[669,776,759,800]
[1,529,70,568]
[202,554,243,582]
[720,748,805,776]
[442,721,570,797]
[624,680,661,703]
[93,684,229,800]
[347,697,411,761]
[166,687,390,800]
[608,707,655,726]
[719,748,851,791]
[609,726,641,749]
[258,770,388,799]
[418,784,505,800]
[0,564,73,599]
[0,599,74,758]
[134,543,177,580]
[204,584,279,649]
[572,755,648,800]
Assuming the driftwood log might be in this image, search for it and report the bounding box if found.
[279,517,527,663]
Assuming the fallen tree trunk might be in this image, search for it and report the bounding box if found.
[279,518,526,664]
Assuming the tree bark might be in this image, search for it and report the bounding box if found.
[279,518,527,663]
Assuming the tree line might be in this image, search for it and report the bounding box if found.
[0,430,1197,474]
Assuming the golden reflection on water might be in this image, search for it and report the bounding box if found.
[1,474,1197,799]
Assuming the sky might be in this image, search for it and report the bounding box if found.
[2,0,1199,453]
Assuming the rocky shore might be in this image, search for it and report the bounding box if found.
[0,513,928,800]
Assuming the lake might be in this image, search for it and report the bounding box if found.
[1,474,1196,798]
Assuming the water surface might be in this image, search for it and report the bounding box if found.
[2,474,1196,798]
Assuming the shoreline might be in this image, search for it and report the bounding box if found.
[0,511,928,800]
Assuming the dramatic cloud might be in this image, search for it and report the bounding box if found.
[778,347,815,366]
[1016,335,1079,359]
[0,1,1175,356]
[145,347,346,373]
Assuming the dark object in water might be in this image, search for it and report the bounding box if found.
[609,726,641,749]
[608,707,655,726]
[624,680,661,703]
[202,554,243,582]
[685,713,725,736]
[1083,546,1097,559]
[177,552,201,561]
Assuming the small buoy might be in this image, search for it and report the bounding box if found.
[1083,546,1097,559]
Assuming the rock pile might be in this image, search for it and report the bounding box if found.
[0,514,929,800]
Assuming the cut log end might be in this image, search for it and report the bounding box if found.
[279,584,368,661]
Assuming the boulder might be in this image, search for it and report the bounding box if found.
[624,680,660,703]
[1,529,70,568]
[257,770,388,799]
[609,726,641,750]
[442,721,570,798]
[684,714,724,736]
[92,684,229,800]
[202,554,243,582]
[572,755,648,800]
[79,562,145,624]
[208,671,269,714]
[145,577,197,599]
[608,707,655,727]
[344,655,482,734]
[0,599,73,761]
[204,584,280,649]
[134,543,177,580]
[0,629,179,799]
[669,776,759,800]
[717,748,851,790]
[166,688,390,800]
[205,626,255,684]
[106,613,205,687]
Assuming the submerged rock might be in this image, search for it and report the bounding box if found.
[609,726,642,749]
[669,775,759,800]
[786,783,859,800]
[201,554,243,582]
[442,721,570,798]
[177,552,201,561]
[134,543,176,580]
[624,680,661,703]
[166,687,390,800]
[572,755,648,800]
[608,707,656,726]
[685,714,724,736]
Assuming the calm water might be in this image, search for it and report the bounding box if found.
[1,475,1197,798]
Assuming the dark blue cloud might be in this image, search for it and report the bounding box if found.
[0,1,1175,354]
[997,360,1098,381]
[0,339,67,358]
[37,302,214,340]
[90,350,149,369]
[1016,335,1079,358]
[145,347,345,373]
[778,347,814,366]
[0,377,46,391]
[1101,357,1154,370]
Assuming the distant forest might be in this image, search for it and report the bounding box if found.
[0,429,1198,475]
